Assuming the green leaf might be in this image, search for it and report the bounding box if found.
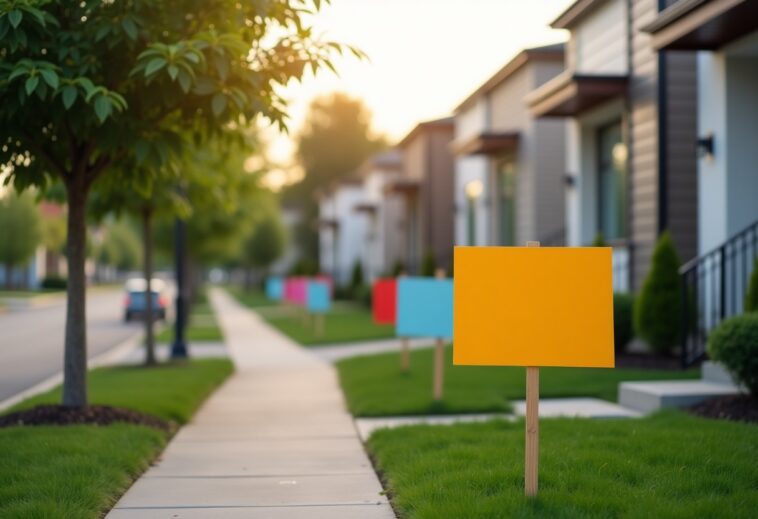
[121,17,138,40]
[167,64,179,80]
[94,96,112,123]
[61,85,77,109]
[25,75,39,95]
[177,70,192,93]
[39,69,59,89]
[211,92,226,116]
[144,58,167,77]
[8,10,22,29]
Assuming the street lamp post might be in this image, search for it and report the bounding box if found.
[170,216,188,359]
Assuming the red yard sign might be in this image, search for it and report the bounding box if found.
[372,278,397,324]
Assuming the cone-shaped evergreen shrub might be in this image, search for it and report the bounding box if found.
[745,257,758,312]
[421,250,437,277]
[634,232,682,355]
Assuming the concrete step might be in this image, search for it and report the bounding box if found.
[619,380,741,413]
[701,360,739,385]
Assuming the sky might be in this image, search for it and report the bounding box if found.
[261,0,572,188]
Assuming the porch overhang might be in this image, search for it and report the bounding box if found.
[353,202,378,214]
[451,132,520,156]
[384,178,420,196]
[527,72,628,118]
[316,218,339,230]
[642,0,758,50]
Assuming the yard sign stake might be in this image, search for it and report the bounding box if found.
[524,241,540,496]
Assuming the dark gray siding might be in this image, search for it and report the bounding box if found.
[664,51,698,264]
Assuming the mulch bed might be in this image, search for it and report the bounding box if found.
[689,395,758,424]
[0,404,171,431]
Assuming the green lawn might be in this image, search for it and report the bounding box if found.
[0,359,233,518]
[226,286,277,308]
[0,289,63,298]
[337,346,700,416]
[368,412,758,518]
[227,285,395,346]
[155,296,223,344]
[258,302,394,346]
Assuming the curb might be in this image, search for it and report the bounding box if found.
[0,332,142,413]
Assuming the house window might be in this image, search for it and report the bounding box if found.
[496,157,517,245]
[597,122,628,241]
[465,180,483,246]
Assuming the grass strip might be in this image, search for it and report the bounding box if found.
[368,412,758,518]
[337,346,699,416]
[0,359,233,518]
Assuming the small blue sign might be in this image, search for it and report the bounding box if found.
[397,277,453,338]
[307,280,331,313]
[265,276,284,301]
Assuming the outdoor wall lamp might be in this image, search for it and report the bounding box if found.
[696,133,714,159]
[564,173,576,188]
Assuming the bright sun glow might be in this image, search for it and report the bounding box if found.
[262,0,570,177]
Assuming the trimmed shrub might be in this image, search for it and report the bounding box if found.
[745,257,758,312]
[708,313,758,396]
[634,232,682,355]
[350,260,364,294]
[421,250,437,277]
[390,260,405,277]
[40,275,67,290]
[613,293,635,353]
[592,232,607,247]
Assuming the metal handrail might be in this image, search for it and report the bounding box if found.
[679,218,758,367]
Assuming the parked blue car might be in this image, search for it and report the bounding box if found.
[123,278,167,322]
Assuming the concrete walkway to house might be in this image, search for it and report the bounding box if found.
[107,288,394,519]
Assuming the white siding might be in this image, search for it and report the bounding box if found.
[573,0,628,74]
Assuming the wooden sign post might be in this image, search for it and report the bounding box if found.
[453,243,614,498]
[524,241,539,496]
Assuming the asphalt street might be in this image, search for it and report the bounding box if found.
[0,288,142,403]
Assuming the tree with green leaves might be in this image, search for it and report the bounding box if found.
[242,211,286,289]
[286,93,386,259]
[0,191,42,288]
[0,0,357,407]
[745,258,758,313]
[634,232,682,355]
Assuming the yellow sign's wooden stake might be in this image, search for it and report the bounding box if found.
[400,337,410,372]
[525,366,539,496]
[524,240,540,497]
[433,268,447,401]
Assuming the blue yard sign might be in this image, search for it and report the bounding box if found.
[397,277,453,338]
[307,280,331,313]
[265,276,284,301]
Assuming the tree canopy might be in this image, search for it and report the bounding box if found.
[0,0,356,407]
[0,191,42,287]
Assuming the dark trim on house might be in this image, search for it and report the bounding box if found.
[397,117,454,149]
[642,0,758,50]
[451,132,520,156]
[527,72,628,118]
[657,50,669,235]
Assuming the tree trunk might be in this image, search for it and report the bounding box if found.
[142,206,156,366]
[244,268,252,291]
[62,177,88,408]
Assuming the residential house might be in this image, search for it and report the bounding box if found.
[452,44,567,248]
[353,150,405,281]
[643,0,758,363]
[527,0,699,292]
[388,118,455,273]
[317,179,368,285]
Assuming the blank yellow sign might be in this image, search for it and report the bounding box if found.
[453,247,615,368]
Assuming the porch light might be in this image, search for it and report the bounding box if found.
[465,179,484,199]
[697,134,714,159]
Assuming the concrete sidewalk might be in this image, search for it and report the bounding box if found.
[108,288,394,519]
